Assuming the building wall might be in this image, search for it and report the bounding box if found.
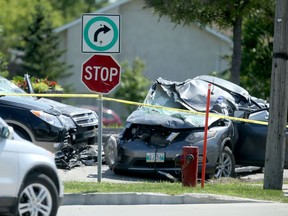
[119,1,231,82]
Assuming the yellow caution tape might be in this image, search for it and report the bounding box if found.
[0,92,276,126]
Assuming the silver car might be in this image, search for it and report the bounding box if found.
[0,117,64,216]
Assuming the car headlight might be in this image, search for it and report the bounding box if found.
[31,110,63,128]
[185,130,217,144]
[58,115,77,128]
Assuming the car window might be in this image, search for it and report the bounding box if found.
[103,112,113,120]
[248,110,269,122]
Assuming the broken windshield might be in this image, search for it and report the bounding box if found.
[145,84,184,109]
[128,82,218,128]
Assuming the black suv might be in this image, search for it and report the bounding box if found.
[0,76,98,152]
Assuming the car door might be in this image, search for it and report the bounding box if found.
[234,122,268,165]
[0,138,19,197]
[234,110,288,167]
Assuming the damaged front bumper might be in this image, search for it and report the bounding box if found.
[104,133,217,177]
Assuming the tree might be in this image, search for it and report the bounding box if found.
[20,0,71,81]
[264,0,288,190]
[0,0,63,52]
[49,0,109,24]
[0,52,9,78]
[0,24,9,78]
[241,3,275,99]
[144,0,273,85]
[114,57,151,113]
[0,0,108,67]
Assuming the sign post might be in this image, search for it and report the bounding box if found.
[81,54,121,182]
[82,13,121,182]
[97,94,103,182]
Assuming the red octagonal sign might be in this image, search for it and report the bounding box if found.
[81,54,121,94]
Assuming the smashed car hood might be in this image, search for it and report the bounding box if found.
[126,75,252,129]
[126,107,219,129]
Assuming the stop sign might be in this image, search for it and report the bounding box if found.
[81,54,121,94]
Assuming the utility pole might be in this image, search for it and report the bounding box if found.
[264,0,288,190]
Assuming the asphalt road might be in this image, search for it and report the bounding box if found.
[58,164,288,183]
[58,164,158,183]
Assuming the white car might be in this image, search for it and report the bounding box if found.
[0,117,64,216]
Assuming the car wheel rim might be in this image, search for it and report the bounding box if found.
[18,183,52,216]
[215,152,232,178]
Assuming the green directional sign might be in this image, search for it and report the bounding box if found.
[82,14,120,53]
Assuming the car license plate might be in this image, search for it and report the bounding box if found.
[146,152,165,163]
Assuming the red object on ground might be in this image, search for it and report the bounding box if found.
[181,146,199,187]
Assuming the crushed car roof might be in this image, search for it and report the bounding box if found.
[126,75,253,129]
[155,75,251,112]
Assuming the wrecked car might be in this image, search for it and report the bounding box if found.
[0,75,98,153]
[104,75,288,179]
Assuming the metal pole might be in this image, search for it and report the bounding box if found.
[201,83,211,188]
[97,93,103,182]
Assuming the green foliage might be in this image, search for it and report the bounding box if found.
[11,76,63,93]
[49,0,109,24]
[0,0,108,51]
[114,57,151,113]
[0,0,110,90]
[145,0,259,31]
[241,5,275,99]
[20,0,71,81]
[144,0,274,84]
[144,0,271,30]
[0,52,9,78]
[0,0,63,51]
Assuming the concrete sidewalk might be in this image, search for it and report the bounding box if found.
[283,184,288,197]
[58,165,288,205]
[62,192,270,205]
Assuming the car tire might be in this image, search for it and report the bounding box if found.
[17,173,59,216]
[214,146,235,179]
[104,135,118,170]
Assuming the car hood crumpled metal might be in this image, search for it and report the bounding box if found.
[126,75,252,129]
[126,107,211,129]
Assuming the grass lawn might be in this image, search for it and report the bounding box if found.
[64,178,288,203]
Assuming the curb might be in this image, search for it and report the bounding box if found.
[62,192,267,205]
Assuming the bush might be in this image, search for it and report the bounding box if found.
[11,76,63,93]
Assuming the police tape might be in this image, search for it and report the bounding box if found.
[1,92,272,126]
